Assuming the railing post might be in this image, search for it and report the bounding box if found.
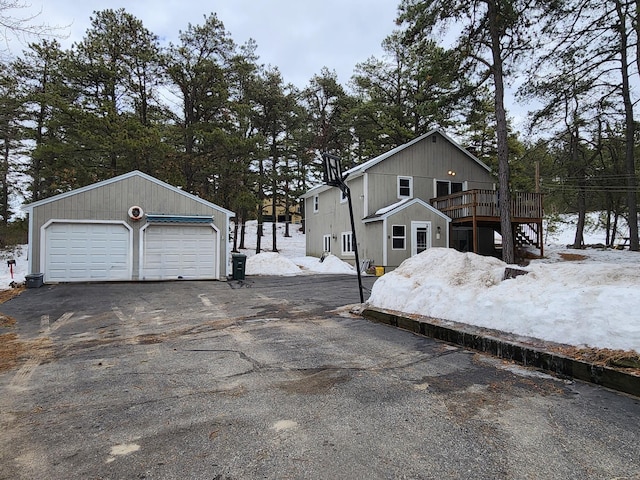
[472,190,478,254]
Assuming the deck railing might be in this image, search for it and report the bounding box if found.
[430,189,543,220]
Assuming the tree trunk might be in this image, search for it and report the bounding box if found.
[256,158,264,254]
[271,141,278,253]
[571,130,586,249]
[284,173,291,237]
[1,140,9,227]
[616,0,639,251]
[232,216,239,252]
[240,210,247,250]
[271,193,278,252]
[605,207,612,247]
[572,183,586,248]
[256,209,263,254]
[488,0,514,264]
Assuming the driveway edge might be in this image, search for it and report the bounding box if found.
[361,307,640,398]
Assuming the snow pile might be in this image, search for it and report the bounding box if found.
[245,252,301,276]
[293,254,355,274]
[233,221,356,275]
[367,247,640,353]
[245,252,356,276]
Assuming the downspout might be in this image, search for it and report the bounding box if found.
[382,218,388,267]
[363,173,369,218]
[25,206,34,274]
[226,211,233,278]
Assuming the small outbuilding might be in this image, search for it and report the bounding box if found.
[23,170,233,283]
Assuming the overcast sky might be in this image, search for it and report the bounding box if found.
[19,0,400,90]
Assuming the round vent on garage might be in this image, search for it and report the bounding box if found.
[128,205,144,221]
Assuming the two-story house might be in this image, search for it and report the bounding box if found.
[301,129,543,271]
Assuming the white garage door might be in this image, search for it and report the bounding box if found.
[44,222,131,282]
[142,224,218,280]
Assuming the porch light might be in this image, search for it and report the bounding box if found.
[436,226,441,240]
[447,170,456,176]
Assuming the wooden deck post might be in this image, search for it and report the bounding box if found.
[472,190,479,254]
[539,220,544,258]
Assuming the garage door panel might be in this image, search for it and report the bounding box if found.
[45,222,131,282]
[142,224,217,280]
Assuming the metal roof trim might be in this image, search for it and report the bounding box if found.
[145,214,214,224]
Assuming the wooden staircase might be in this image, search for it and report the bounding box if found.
[505,223,544,258]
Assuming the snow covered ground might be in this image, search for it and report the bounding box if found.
[0,245,28,288]
[234,217,640,354]
[1,215,639,353]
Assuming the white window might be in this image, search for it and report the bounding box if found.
[313,195,319,213]
[392,225,406,250]
[341,232,354,255]
[398,176,413,198]
[323,234,331,253]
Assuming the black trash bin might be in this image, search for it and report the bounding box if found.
[25,273,44,288]
[232,254,247,280]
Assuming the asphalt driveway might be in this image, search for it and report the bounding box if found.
[1,275,639,480]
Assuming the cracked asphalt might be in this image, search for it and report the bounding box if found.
[1,275,639,480]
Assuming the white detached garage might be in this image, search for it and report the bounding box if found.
[23,171,233,283]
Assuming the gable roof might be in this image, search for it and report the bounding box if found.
[22,170,235,217]
[362,197,451,223]
[300,128,490,199]
[344,128,490,179]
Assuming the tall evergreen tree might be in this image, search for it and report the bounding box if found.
[398,0,550,264]
[350,32,460,159]
[0,62,23,226]
[250,67,298,253]
[302,67,353,162]
[14,39,70,199]
[163,13,235,194]
[534,0,640,250]
[69,8,164,181]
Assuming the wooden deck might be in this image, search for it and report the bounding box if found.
[431,189,544,257]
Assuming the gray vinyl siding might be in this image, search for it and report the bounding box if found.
[28,174,230,279]
[305,191,335,258]
[383,203,449,269]
[364,132,494,214]
[362,221,383,267]
[302,130,491,268]
[305,178,366,264]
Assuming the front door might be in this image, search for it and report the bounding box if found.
[411,221,431,256]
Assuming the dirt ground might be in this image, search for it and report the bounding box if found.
[0,286,24,306]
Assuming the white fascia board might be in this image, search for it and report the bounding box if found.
[300,183,331,199]
[342,128,491,178]
[363,198,452,224]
